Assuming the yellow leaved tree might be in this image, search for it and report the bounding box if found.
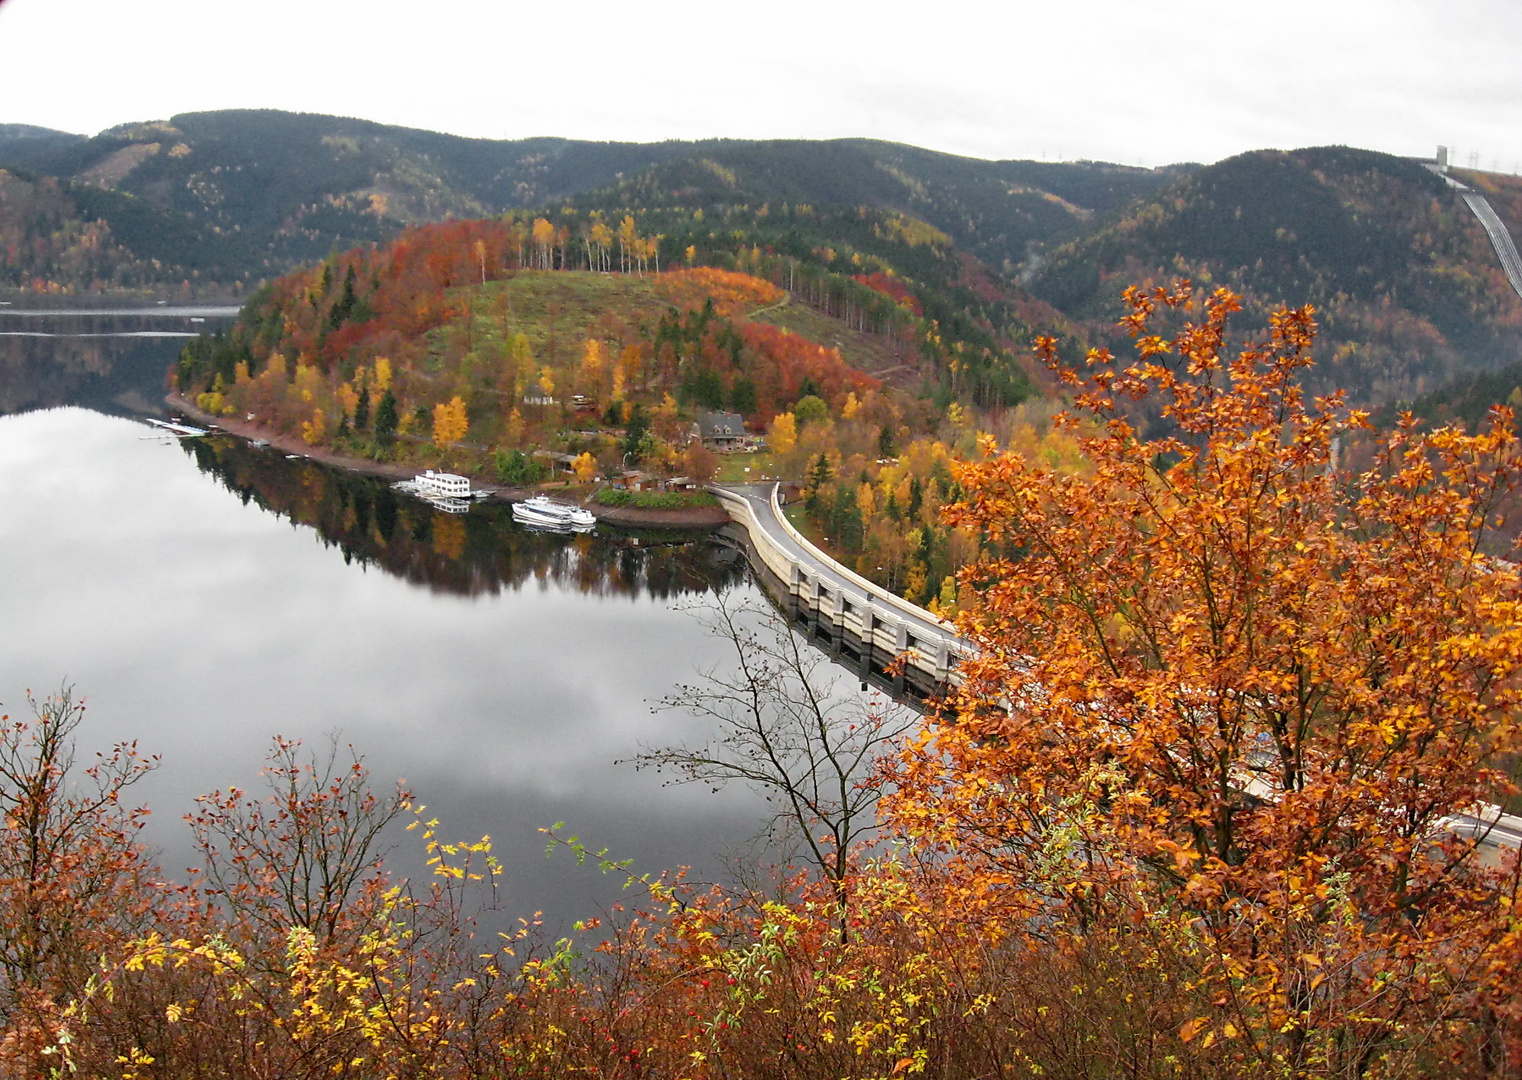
[431,397,468,448]
[769,412,797,457]
[579,339,604,397]
[300,408,326,445]
[891,283,1522,1076]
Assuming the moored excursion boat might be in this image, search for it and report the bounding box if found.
[412,470,471,499]
[391,470,494,513]
[511,495,597,531]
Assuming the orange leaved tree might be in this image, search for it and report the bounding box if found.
[0,688,159,1073]
[891,283,1522,1076]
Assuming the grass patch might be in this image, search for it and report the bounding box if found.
[783,502,839,556]
[595,487,719,511]
[449,271,668,370]
[783,503,812,533]
[716,451,779,483]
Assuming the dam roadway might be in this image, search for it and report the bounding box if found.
[711,480,1522,856]
[711,481,965,695]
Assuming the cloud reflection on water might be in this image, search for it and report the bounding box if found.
[0,406,772,931]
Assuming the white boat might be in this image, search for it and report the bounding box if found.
[414,470,472,499]
[392,470,492,512]
[144,417,208,437]
[512,495,596,531]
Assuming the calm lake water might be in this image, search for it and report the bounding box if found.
[0,307,783,931]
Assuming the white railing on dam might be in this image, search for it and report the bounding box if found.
[713,481,1520,854]
[711,483,967,686]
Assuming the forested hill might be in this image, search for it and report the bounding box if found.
[0,112,726,288]
[0,166,255,294]
[0,109,1182,296]
[0,123,86,163]
[13,109,1522,420]
[567,140,1192,277]
[1028,146,1522,408]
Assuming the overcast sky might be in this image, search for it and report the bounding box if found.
[2,0,1519,170]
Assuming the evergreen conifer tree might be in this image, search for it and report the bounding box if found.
[354,384,370,431]
[805,453,832,513]
[374,389,398,439]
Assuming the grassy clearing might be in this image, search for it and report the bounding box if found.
[443,271,887,381]
[783,502,813,535]
[451,272,668,369]
[595,488,719,510]
[715,451,778,483]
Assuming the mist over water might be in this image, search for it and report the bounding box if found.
[0,310,775,931]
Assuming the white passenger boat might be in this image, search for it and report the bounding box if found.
[144,417,208,437]
[411,470,472,499]
[390,470,497,514]
[512,495,596,531]
[392,470,492,503]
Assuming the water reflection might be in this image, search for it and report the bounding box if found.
[179,435,748,599]
[0,307,238,418]
[0,406,771,933]
[0,310,820,935]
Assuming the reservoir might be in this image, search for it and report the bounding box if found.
[0,306,783,930]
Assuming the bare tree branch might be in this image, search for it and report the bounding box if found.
[631,593,917,909]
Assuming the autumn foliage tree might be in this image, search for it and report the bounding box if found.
[432,395,469,448]
[0,689,157,1070]
[43,269,1522,1076]
[893,283,1522,1076]
[37,736,522,1080]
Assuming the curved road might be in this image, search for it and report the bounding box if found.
[715,482,962,656]
[717,481,1522,853]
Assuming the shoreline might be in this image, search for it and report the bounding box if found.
[1,290,248,309]
[166,393,732,531]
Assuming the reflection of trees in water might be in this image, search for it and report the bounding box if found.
[0,313,233,416]
[181,436,749,600]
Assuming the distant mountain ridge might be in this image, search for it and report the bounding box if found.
[6,110,1522,417]
[568,139,1195,277]
[0,111,730,283]
[0,123,86,163]
[1026,146,1522,408]
[0,109,1185,292]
